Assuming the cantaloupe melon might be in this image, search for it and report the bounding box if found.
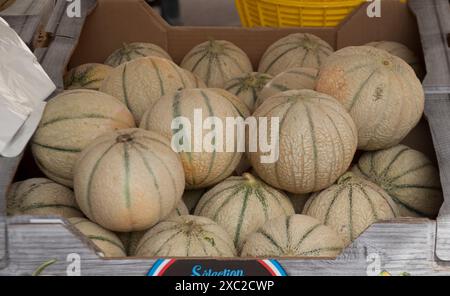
[248,89,358,194]
[168,200,189,218]
[181,39,253,88]
[182,69,207,88]
[224,72,273,112]
[208,88,252,117]
[257,67,318,108]
[73,128,185,232]
[365,41,423,77]
[140,88,250,189]
[64,63,113,91]
[135,215,236,257]
[195,173,294,248]
[316,46,425,151]
[100,57,195,124]
[258,33,334,76]
[6,181,21,215]
[104,42,172,67]
[303,172,399,245]
[240,215,344,257]
[352,145,443,218]
[118,201,188,256]
[7,178,83,218]
[32,90,135,187]
[69,217,126,257]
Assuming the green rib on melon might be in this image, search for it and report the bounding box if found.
[303,172,399,245]
[195,173,294,248]
[258,33,334,76]
[31,90,136,187]
[241,214,344,257]
[7,178,83,218]
[140,88,250,189]
[73,128,186,232]
[248,89,358,194]
[365,41,423,78]
[69,218,126,258]
[135,215,236,257]
[100,57,195,124]
[224,72,272,112]
[316,46,425,150]
[117,201,189,256]
[64,63,113,91]
[257,67,318,108]
[181,39,253,88]
[104,42,173,67]
[352,144,443,218]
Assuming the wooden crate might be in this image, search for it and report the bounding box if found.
[0,0,55,47]
[2,0,450,276]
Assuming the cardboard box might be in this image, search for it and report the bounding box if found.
[2,0,450,275]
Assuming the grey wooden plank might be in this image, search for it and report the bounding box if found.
[0,155,22,268]
[33,47,48,62]
[0,0,55,34]
[39,0,97,89]
[409,0,450,94]
[45,0,97,38]
[0,0,15,12]
[44,0,69,35]
[0,217,5,269]
[1,15,41,46]
[423,94,450,260]
[0,218,446,276]
[39,36,77,89]
[0,0,54,17]
[0,155,22,216]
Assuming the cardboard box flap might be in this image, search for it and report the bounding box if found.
[70,0,169,67]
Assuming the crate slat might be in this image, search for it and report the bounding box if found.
[1,15,41,46]
[39,0,97,90]
[421,94,450,261]
[0,0,56,45]
[409,0,450,94]
[0,0,55,23]
[0,155,22,268]
[0,218,447,276]
[409,0,450,261]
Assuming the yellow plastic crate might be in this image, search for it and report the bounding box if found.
[235,0,366,27]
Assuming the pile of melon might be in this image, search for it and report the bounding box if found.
[8,35,443,258]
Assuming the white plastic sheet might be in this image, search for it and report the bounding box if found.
[0,17,55,157]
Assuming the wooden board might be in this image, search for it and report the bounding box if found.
[424,95,450,261]
[0,0,16,12]
[409,0,450,261]
[0,217,448,276]
[0,0,56,47]
[0,156,22,268]
[409,0,450,94]
[1,15,41,46]
[37,0,97,90]
[0,0,54,23]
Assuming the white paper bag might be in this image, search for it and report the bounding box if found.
[0,17,55,157]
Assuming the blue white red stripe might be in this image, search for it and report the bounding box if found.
[147,259,176,276]
[258,259,287,276]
